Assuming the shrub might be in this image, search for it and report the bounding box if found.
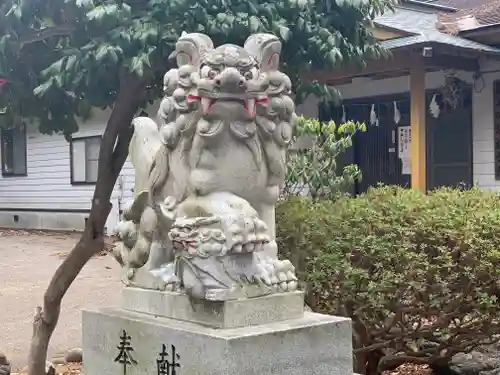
[283,116,364,200]
[276,185,500,374]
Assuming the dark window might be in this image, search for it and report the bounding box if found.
[70,136,101,184]
[494,80,500,180]
[1,124,27,177]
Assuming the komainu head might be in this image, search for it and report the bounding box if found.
[165,33,291,122]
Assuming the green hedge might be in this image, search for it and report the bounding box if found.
[276,186,500,374]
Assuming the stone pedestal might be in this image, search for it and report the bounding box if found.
[82,289,353,375]
[121,287,305,328]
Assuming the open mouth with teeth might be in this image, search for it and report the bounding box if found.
[187,95,268,117]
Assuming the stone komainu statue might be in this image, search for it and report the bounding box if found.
[113,33,298,301]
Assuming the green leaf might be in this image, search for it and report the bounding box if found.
[86,6,106,21]
[95,45,109,62]
[86,4,120,21]
[249,16,260,32]
[8,5,22,19]
[41,17,55,27]
[130,56,144,76]
[78,0,94,6]
[33,79,54,97]
[278,25,291,41]
[141,53,151,67]
[0,37,8,55]
[108,48,119,63]
[296,17,305,31]
[66,55,78,71]
[216,13,227,22]
[41,59,64,77]
[54,75,63,87]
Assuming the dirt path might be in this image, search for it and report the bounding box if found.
[0,230,121,370]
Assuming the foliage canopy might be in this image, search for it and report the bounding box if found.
[0,0,394,136]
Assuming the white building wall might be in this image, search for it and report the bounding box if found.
[296,60,500,191]
[470,60,500,190]
[0,102,159,233]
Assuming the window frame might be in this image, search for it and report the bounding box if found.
[494,80,500,180]
[69,135,102,185]
[1,124,28,177]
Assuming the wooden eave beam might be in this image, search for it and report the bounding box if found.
[426,54,480,71]
[465,34,500,45]
[305,50,480,84]
[304,51,413,83]
[366,25,414,41]
[460,25,500,45]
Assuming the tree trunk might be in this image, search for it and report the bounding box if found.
[27,73,145,375]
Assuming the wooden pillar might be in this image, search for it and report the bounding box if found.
[410,56,427,192]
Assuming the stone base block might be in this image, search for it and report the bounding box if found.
[82,307,353,375]
[121,287,305,328]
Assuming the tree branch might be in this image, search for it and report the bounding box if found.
[19,26,73,47]
[27,73,146,375]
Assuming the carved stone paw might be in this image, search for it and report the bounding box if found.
[113,220,138,251]
[227,216,270,254]
[254,255,298,293]
[125,264,182,292]
[120,266,135,286]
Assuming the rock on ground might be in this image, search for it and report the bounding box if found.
[0,352,11,375]
[448,345,500,375]
[11,363,82,375]
[64,348,83,364]
[382,364,435,375]
[0,364,11,375]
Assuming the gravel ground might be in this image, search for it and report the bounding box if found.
[0,230,121,370]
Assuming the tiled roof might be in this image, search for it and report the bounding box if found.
[436,0,500,34]
[430,0,498,10]
[374,6,500,54]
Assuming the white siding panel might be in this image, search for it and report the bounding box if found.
[473,150,494,164]
[473,162,495,176]
[473,140,494,154]
[473,126,494,142]
[121,159,135,202]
